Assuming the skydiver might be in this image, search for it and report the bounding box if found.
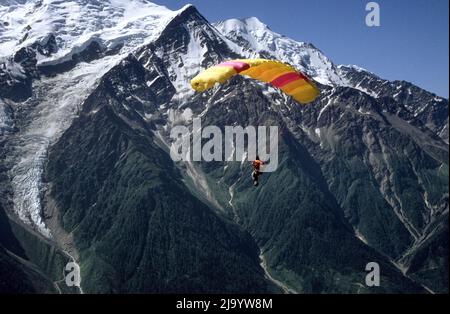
[251,156,265,186]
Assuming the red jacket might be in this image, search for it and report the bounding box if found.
[252,160,264,171]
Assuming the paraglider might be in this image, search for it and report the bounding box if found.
[190,58,320,104]
[190,59,317,187]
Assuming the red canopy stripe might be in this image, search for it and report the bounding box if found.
[270,72,306,88]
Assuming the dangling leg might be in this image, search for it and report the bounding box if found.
[252,171,259,186]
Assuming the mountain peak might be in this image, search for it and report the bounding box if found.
[175,3,199,16]
[164,2,206,26]
[242,17,271,30]
[214,16,271,34]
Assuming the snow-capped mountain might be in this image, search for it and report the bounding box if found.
[214,17,347,86]
[0,0,448,294]
[215,17,448,143]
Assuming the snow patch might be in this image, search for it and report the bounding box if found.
[0,98,13,134]
[317,98,333,120]
[181,107,193,121]
[358,107,371,115]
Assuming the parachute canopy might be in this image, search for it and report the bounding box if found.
[190,59,320,104]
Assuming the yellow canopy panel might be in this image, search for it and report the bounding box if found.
[190,59,320,104]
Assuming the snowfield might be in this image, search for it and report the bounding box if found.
[0,0,191,64]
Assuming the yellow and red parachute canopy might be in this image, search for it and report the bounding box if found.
[190,59,320,104]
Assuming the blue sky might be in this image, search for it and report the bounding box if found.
[154,0,449,97]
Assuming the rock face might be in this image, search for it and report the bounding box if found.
[0,1,448,293]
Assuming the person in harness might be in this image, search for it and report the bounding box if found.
[251,156,266,186]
